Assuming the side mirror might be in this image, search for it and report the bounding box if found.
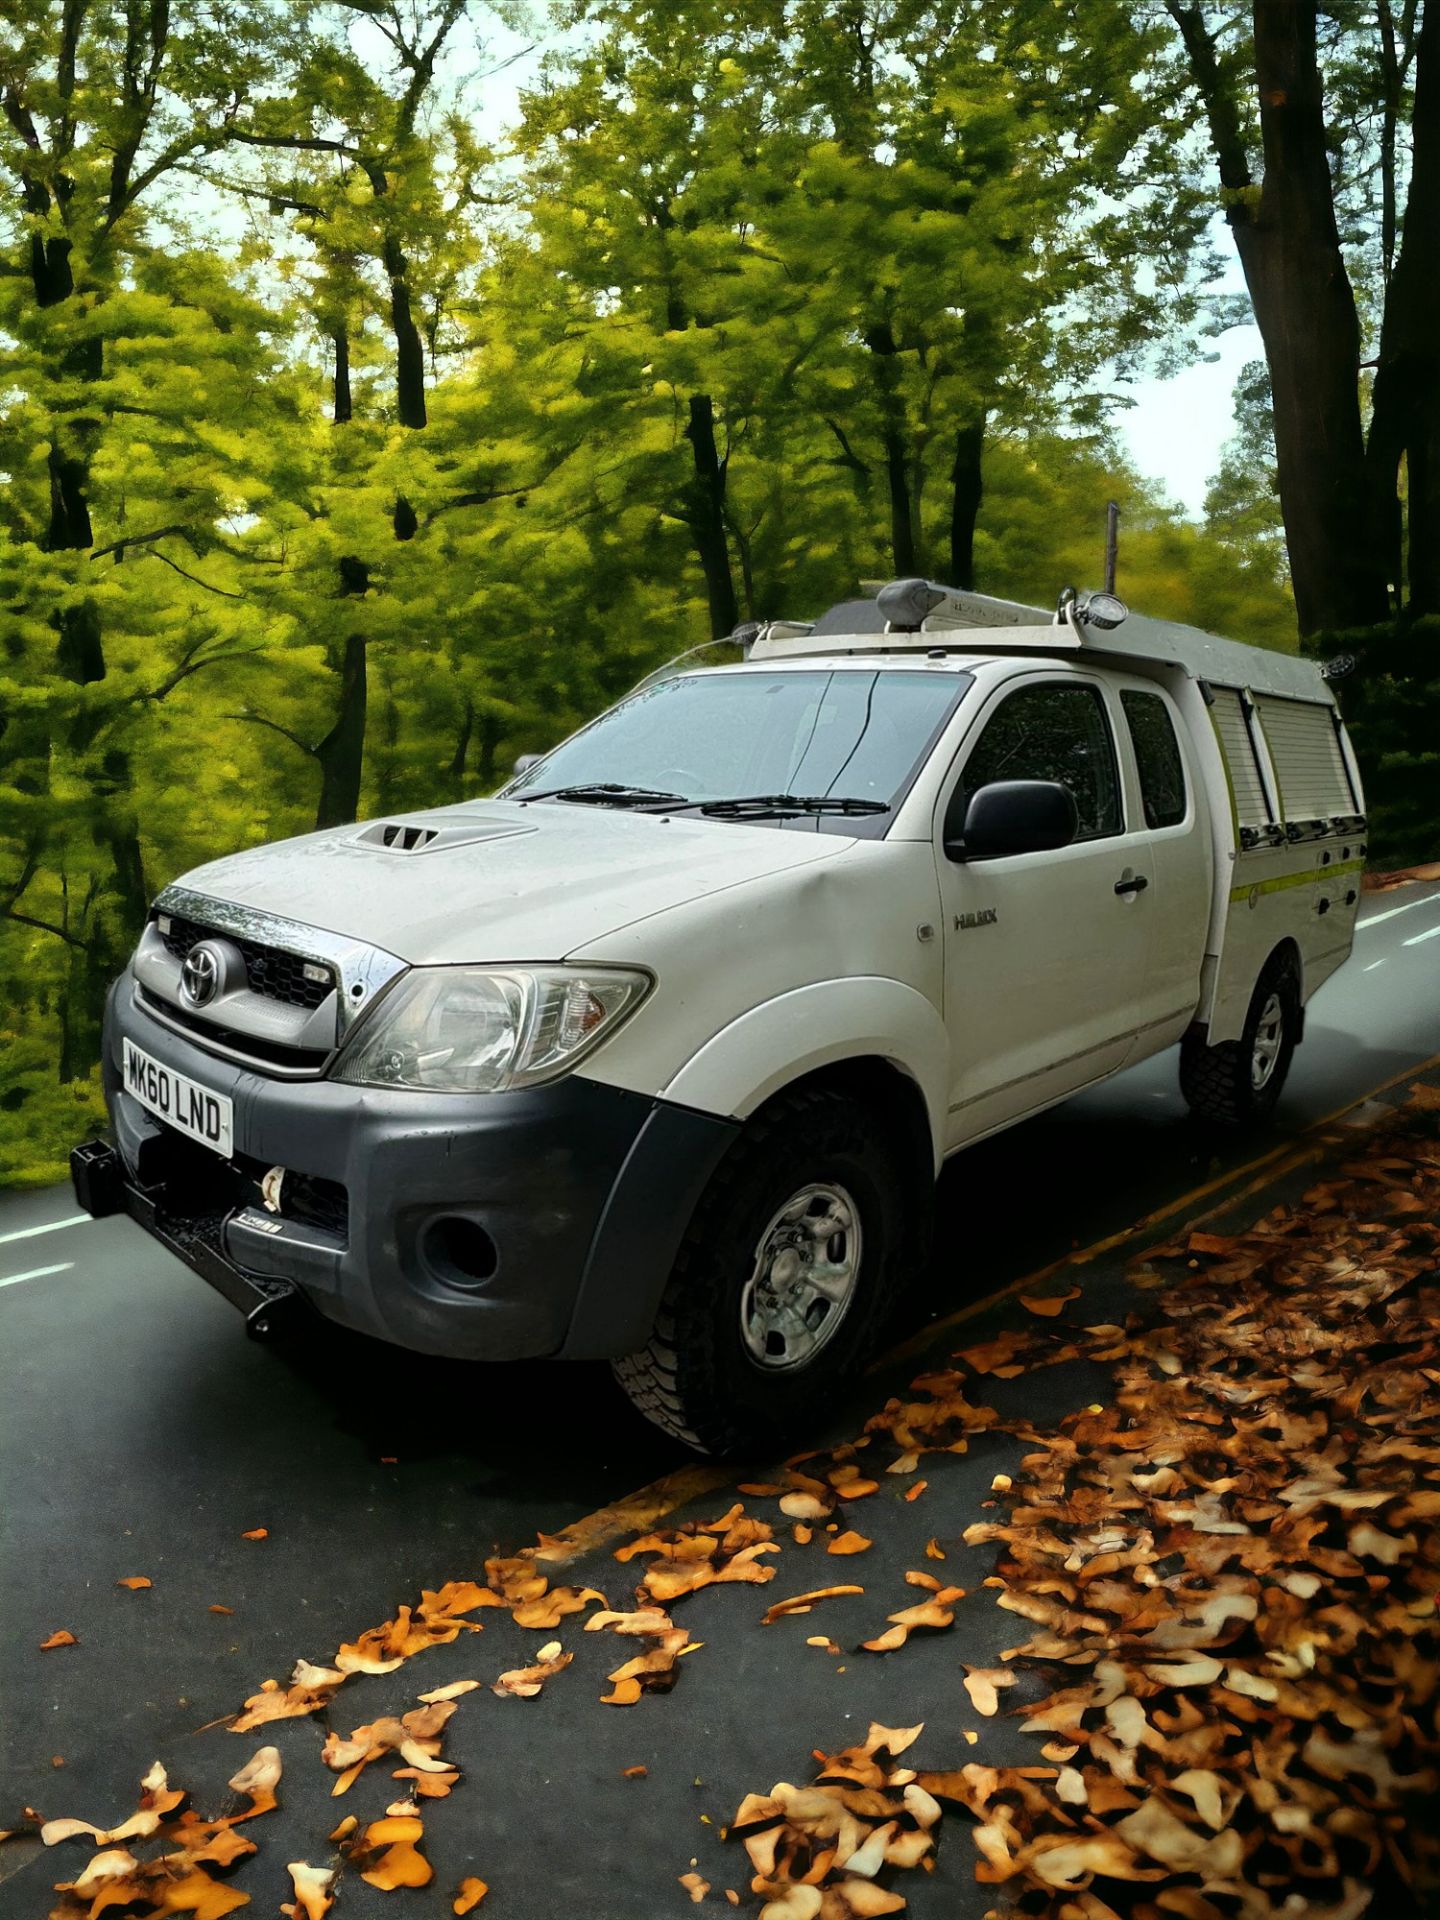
[512,753,542,778]
[947,779,1078,860]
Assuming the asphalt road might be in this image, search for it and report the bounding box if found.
[3,882,1438,1916]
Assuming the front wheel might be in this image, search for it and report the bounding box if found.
[612,1086,908,1456]
[1179,954,1300,1127]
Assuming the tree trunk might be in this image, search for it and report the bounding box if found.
[315,632,368,829]
[332,328,352,423]
[865,324,918,575]
[1233,2,1389,632]
[477,710,502,788]
[682,394,739,637]
[382,233,427,430]
[448,700,473,794]
[59,935,107,1084]
[31,232,75,308]
[1366,0,1440,615]
[949,421,985,589]
[45,442,93,551]
[315,558,370,828]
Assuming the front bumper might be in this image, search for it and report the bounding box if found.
[81,974,739,1362]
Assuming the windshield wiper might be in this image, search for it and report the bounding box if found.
[517,782,689,808]
[698,793,891,819]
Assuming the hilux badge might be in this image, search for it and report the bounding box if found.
[954,908,998,931]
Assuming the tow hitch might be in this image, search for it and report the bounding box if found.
[244,1291,303,1342]
[70,1139,127,1218]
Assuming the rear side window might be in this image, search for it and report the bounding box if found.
[959,682,1121,840]
[1121,690,1187,828]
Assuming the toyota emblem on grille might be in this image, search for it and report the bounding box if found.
[181,941,224,1008]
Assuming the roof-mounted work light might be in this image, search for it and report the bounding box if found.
[1056,586,1129,633]
[1081,590,1128,631]
[876,578,948,631]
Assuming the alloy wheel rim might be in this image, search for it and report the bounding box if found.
[740,1183,862,1372]
[1251,991,1285,1090]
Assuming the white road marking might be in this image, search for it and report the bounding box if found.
[1403,922,1440,948]
[1363,959,1387,971]
[0,1213,91,1246]
[1359,892,1440,929]
[0,1262,74,1290]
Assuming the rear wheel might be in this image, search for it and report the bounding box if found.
[1179,953,1300,1127]
[612,1086,908,1456]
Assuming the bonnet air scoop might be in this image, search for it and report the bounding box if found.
[351,818,533,855]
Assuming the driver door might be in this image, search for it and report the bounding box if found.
[936,671,1155,1148]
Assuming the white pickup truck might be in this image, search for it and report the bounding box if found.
[73,580,1365,1454]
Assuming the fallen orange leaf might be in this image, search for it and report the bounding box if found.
[492,1647,573,1699]
[622,1766,648,1780]
[240,1529,268,1541]
[39,1630,77,1650]
[903,1481,928,1502]
[453,1876,488,1914]
[679,1870,710,1902]
[762,1585,864,1624]
[1018,1287,1079,1316]
[208,1605,234,1616]
[827,1532,872,1556]
[353,1813,432,1890]
[281,1861,335,1920]
[116,1576,152,1591]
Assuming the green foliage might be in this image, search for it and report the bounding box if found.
[1,0,1304,1184]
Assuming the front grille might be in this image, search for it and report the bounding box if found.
[157,913,334,1011]
[137,988,333,1073]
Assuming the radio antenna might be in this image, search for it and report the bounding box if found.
[1104,500,1120,595]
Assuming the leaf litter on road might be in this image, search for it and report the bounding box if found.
[722,1087,1440,1914]
[42,1084,1440,1917]
[46,1751,283,1919]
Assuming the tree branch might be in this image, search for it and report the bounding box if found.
[2,907,89,951]
[90,522,193,561]
[147,548,245,598]
[228,129,371,166]
[224,712,317,756]
[1164,2,1256,212]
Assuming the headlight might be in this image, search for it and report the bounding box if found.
[332,965,651,1093]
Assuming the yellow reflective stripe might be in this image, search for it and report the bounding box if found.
[1228,858,1364,903]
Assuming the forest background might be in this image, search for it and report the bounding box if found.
[2,0,1436,1182]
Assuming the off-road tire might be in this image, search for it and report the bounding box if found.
[1179,953,1300,1127]
[612,1086,908,1456]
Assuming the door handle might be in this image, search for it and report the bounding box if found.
[1114,874,1149,896]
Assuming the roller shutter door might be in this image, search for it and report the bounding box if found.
[1209,687,1273,828]
[1254,695,1355,822]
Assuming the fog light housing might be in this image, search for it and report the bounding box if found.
[421,1214,499,1287]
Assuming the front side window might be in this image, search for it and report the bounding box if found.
[955,681,1121,842]
[508,669,968,820]
[1122,689,1188,828]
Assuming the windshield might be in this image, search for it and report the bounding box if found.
[507,669,969,817]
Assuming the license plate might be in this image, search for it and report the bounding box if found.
[122,1039,233,1157]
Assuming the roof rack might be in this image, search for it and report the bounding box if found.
[744,578,1330,706]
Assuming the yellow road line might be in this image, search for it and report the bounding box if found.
[528,1463,736,1564]
[532,1048,1440,1571]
